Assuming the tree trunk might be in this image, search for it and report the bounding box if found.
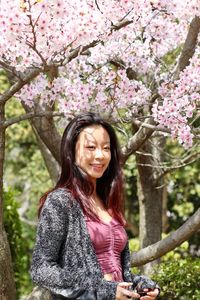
[0,103,16,300]
[34,130,60,184]
[162,179,169,233]
[21,102,62,165]
[136,136,165,274]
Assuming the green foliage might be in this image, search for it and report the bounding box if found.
[166,156,200,253]
[129,238,200,299]
[152,258,200,300]
[4,98,52,297]
[0,70,9,92]
[163,46,182,66]
[3,189,33,298]
[162,240,190,261]
[128,238,140,274]
[129,237,140,252]
[166,143,200,226]
[5,98,52,219]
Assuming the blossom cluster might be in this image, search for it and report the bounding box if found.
[152,47,200,148]
[17,65,151,118]
[1,0,198,69]
[1,0,200,147]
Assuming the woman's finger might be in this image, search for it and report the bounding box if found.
[147,288,160,296]
[118,282,133,288]
[140,288,160,299]
[121,287,139,298]
[116,284,140,300]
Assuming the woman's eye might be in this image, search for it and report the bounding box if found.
[87,145,95,150]
[104,147,110,151]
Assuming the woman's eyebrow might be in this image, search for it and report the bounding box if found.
[85,140,110,144]
[83,132,110,144]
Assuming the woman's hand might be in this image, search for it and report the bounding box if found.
[116,282,140,300]
[115,283,160,300]
[140,288,160,300]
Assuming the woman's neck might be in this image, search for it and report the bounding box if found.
[91,191,99,203]
[90,177,96,190]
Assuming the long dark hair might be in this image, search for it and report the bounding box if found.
[39,112,125,224]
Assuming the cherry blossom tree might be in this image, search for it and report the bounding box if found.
[1,0,200,146]
[0,0,200,299]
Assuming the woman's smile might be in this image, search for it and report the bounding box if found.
[90,163,105,172]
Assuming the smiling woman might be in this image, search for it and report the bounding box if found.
[31,112,160,300]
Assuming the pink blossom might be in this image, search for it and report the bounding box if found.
[1,0,200,147]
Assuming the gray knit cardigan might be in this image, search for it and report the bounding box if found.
[31,188,156,300]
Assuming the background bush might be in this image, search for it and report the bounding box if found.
[152,258,200,300]
[3,189,33,298]
[129,238,200,300]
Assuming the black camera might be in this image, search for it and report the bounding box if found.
[135,278,156,297]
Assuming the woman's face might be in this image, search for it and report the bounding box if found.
[75,125,111,183]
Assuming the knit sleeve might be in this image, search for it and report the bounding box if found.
[31,189,118,299]
[30,189,73,291]
[121,243,160,290]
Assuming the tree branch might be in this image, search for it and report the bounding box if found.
[173,16,200,80]
[0,61,19,78]
[34,129,60,182]
[131,207,200,266]
[132,145,200,178]
[0,68,41,105]
[132,119,171,134]
[62,18,133,65]
[21,101,63,164]
[0,15,135,107]
[121,118,156,164]
[2,111,63,128]
[111,19,133,31]
[160,149,200,178]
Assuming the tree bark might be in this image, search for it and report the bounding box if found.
[0,103,16,300]
[121,118,155,164]
[136,136,165,274]
[173,16,200,80]
[0,69,41,105]
[162,179,169,233]
[34,130,60,184]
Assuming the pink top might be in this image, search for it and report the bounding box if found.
[86,216,128,282]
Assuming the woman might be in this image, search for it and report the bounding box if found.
[31,112,160,300]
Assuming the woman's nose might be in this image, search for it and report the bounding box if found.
[95,148,104,158]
